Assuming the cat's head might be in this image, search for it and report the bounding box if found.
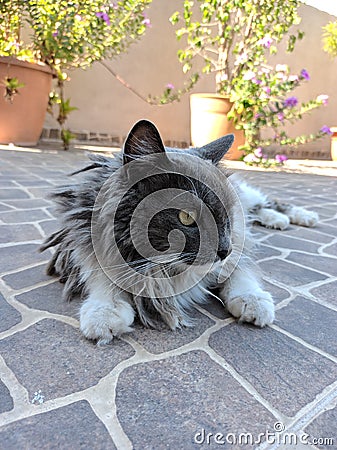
[108,119,237,276]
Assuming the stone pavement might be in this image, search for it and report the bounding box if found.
[0,146,336,450]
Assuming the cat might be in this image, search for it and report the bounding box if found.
[41,119,318,344]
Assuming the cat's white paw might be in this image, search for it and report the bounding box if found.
[227,291,275,327]
[257,208,290,230]
[80,298,135,345]
[288,207,319,227]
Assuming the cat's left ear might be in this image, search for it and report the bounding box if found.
[123,120,166,165]
[198,134,234,164]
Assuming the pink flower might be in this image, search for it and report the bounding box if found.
[252,78,262,85]
[142,14,151,28]
[243,70,255,81]
[96,12,111,25]
[258,35,273,48]
[275,154,288,163]
[316,95,329,106]
[254,147,263,158]
[264,87,271,95]
[166,83,174,90]
[277,112,284,122]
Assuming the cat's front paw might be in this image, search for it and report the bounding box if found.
[80,299,135,345]
[257,208,290,230]
[227,291,274,327]
[288,207,319,227]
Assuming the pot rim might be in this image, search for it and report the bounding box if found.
[0,56,53,75]
[190,93,230,101]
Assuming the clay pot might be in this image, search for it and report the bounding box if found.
[0,57,53,145]
[190,93,245,160]
[331,127,337,161]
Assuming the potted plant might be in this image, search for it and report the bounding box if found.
[167,0,319,160]
[322,20,337,161]
[0,0,151,148]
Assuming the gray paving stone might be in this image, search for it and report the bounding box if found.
[116,351,276,449]
[25,187,52,199]
[0,224,42,244]
[286,252,337,277]
[310,281,337,307]
[209,324,337,416]
[323,218,337,227]
[16,179,53,187]
[259,259,327,287]
[322,242,337,257]
[2,198,51,209]
[0,209,50,224]
[0,401,116,449]
[38,219,60,235]
[3,264,51,290]
[132,309,215,354]
[0,203,12,212]
[282,228,332,244]
[261,280,290,304]
[0,292,22,333]
[0,380,13,413]
[276,296,337,357]
[263,235,321,254]
[315,222,337,237]
[0,319,135,401]
[0,189,30,200]
[305,405,337,449]
[15,282,79,317]
[200,295,232,319]
[255,244,283,260]
[0,244,50,273]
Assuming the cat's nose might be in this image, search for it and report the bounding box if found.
[217,243,232,260]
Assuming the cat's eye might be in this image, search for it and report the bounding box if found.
[178,210,197,226]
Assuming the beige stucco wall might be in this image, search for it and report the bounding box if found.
[44,2,337,155]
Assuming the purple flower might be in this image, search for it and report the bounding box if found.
[277,112,284,121]
[96,11,111,25]
[166,83,174,90]
[284,96,298,108]
[52,31,58,37]
[275,154,288,163]
[264,86,271,95]
[320,125,333,136]
[254,147,263,158]
[300,69,310,80]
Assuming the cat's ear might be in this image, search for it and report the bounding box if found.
[123,120,166,164]
[198,134,234,164]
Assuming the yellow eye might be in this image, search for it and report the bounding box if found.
[178,210,197,226]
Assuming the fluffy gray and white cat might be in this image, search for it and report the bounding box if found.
[41,120,318,344]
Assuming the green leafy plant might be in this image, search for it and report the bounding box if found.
[0,0,152,149]
[161,0,328,165]
[2,77,25,103]
[228,64,331,163]
[322,21,337,58]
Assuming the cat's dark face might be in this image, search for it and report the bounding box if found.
[113,120,235,273]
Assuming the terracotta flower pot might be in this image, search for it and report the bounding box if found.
[0,57,53,146]
[331,127,337,161]
[190,93,245,160]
